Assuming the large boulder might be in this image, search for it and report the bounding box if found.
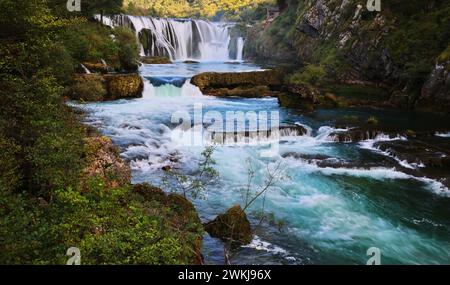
[65,74,107,101]
[278,84,319,111]
[203,85,280,98]
[67,74,144,101]
[192,70,283,89]
[191,70,284,98]
[141,56,172,64]
[104,74,144,100]
[418,61,450,113]
[204,205,252,245]
[81,62,109,73]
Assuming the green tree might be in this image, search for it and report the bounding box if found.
[83,0,123,22]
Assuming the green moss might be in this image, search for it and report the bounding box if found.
[278,93,314,111]
[287,64,327,86]
[366,116,379,125]
[114,27,140,71]
[65,74,106,101]
[141,56,172,64]
[204,205,252,245]
[104,74,144,100]
[327,84,390,101]
[438,44,450,63]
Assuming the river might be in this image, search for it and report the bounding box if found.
[77,61,450,265]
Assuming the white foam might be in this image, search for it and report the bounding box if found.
[294,122,313,136]
[299,194,334,207]
[436,132,450,138]
[315,126,350,142]
[358,134,422,169]
[284,156,449,197]
[242,235,288,256]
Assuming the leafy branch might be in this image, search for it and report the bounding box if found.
[162,146,218,199]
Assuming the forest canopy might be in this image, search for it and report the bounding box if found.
[123,0,275,20]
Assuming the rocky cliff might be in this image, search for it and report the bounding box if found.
[245,0,450,112]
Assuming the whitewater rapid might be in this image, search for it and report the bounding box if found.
[75,61,450,265]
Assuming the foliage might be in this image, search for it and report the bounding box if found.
[0,181,202,264]
[60,18,139,71]
[162,146,218,199]
[48,0,123,18]
[0,0,201,265]
[61,18,120,69]
[123,0,275,20]
[385,0,450,94]
[0,0,85,196]
[114,27,140,71]
[287,64,327,86]
[65,75,107,101]
[240,159,286,213]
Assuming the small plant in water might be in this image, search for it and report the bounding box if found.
[162,146,218,199]
[366,116,379,125]
[241,158,287,213]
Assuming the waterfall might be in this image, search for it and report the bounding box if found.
[143,79,202,98]
[99,15,240,62]
[236,37,244,62]
[80,64,91,74]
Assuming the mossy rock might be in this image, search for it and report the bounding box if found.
[366,116,379,125]
[317,92,339,108]
[133,183,167,202]
[278,84,319,111]
[324,85,390,107]
[81,62,108,74]
[104,74,144,100]
[183,60,200,64]
[278,93,315,111]
[203,85,276,98]
[191,70,284,91]
[166,194,196,215]
[65,74,107,101]
[67,74,143,101]
[141,56,172,64]
[204,205,252,245]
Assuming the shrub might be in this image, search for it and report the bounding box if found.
[287,64,327,86]
[0,135,22,193]
[366,116,379,125]
[62,19,120,69]
[66,75,107,101]
[114,27,140,71]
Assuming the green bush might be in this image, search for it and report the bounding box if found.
[61,19,140,72]
[114,27,140,71]
[62,19,120,69]
[0,73,85,196]
[0,181,203,265]
[287,64,327,86]
[0,135,21,193]
[66,75,107,101]
[0,0,203,266]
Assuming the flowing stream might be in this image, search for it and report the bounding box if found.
[78,18,450,264]
[77,62,450,265]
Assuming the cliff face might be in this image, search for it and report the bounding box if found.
[245,0,450,112]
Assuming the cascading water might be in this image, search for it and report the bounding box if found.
[80,64,91,74]
[99,15,243,62]
[82,15,450,265]
[236,37,244,62]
